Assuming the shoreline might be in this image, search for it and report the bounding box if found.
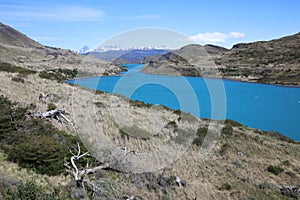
[139,70,300,88]
[74,62,300,88]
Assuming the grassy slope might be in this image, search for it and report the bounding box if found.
[0,70,299,199]
[216,32,300,85]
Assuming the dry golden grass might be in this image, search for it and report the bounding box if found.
[0,151,70,187]
[1,71,299,199]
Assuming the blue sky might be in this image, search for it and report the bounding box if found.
[1,0,300,50]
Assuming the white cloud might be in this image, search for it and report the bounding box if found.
[0,5,105,21]
[134,14,161,20]
[190,32,245,44]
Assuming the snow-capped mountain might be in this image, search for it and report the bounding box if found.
[76,45,170,54]
[76,45,93,54]
[94,45,170,52]
[77,45,170,64]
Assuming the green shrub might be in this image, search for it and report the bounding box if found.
[47,103,57,111]
[222,124,233,136]
[11,77,25,83]
[4,180,68,200]
[285,171,296,178]
[267,165,284,175]
[282,160,291,166]
[258,181,272,190]
[219,143,230,156]
[0,95,87,176]
[94,102,105,108]
[192,126,208,146]
[7,136,67,175]
[219,183,231,190]
[224,119,243,127]
[0,62,36,76]
[39,68,78,82]
[39,71,56,80]
[129,99,152,108]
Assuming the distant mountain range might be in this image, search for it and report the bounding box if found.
[77,46,170,64]
[77,45,169,53]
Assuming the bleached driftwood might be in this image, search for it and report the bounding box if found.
[278,185,300,198]
[31,107,73,125]
[64,142,110,193]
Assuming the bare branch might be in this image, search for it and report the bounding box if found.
[65,142,109,182]
[31,107,73,125]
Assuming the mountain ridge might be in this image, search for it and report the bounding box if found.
[0,22,41,48]
[83,48,169,64]
[0,22,121,76]
[142,32,300,85]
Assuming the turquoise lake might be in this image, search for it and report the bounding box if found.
[67,64,300,141]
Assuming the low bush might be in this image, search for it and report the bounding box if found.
[129,99,152,108]
[3,180,69,200]
[219,143,230,156]
[282,160,291,166]
[0,95,88,176]
[94,101,105,108]
[47,103,57,111]
[219,183,231,190]
[192,126,208,147]
[224,119,243,127]
[267,165,284,175]
[222,124,233,136]
[285,171,296,178]
[258,182,272,190]
[39,68,78,82]
[0,62,36,76]
[11,77,25,83]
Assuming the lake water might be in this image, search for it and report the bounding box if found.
[67,64,300,141]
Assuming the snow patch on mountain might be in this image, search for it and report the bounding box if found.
[76,45,93,54]
[76,45,170,54]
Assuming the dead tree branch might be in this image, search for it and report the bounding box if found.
[31,107,73,125]
[64,142,109,184]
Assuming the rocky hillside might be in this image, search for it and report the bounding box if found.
[216,32,300,85]
[142,33,300,85]
[0,22,121,76]
[142,44,226,77]
[0,22,41,48]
